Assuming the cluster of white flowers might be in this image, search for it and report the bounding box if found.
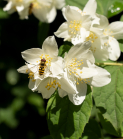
[18,36,111,105]
[3,0,65,23]
[55,0,123,61]
[16,0,123,105]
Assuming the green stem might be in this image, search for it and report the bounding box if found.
[95,62,123,66]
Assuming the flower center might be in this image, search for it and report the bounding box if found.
[77,9,86,16]
[45,79,61,90]
[68,57,83,76]
[86,32,98,43]
[103,29,113,36]
[33,2,40,9]
[69,20,82,38]
[27,70,35,82]
[15,0,23,3]
[38,54,53,66]
[86,32,98,53]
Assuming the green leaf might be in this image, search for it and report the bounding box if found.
[108,2,123,18]
[0,8,9,19]
[41,135,53,139]
[47,86,92,139]
[98,112,119,137]
[38,22,49,47]
[119,43,123,52]
[93,65,123,136]
[28,93,44,107]
[118,16,123,52]
[58,42,72,58]
[120,15,123,21]
[65,0,87,10]
[81,119,102,139]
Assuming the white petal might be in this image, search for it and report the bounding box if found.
[50,57,64,76]
[16,5,24,12]
[92,15,100,26]
[94,14,109,29]
[62,5,82,21]
[19,7,29,19]
[54,22,70,40]
[94,46,109,61]
[31,79,41,91]
[21,48,43,64]
[37,78,56,99]
[17,65,28,73]
[3,1,13,11]
[108,37,121,61]
[81,50,95,63]
[71,28,89,45]
[45,6,57,23]
[83,0,97,17]
[90,37,109,61]
[81,15,92,30]
[60,73,76,95]
[54,0,65,9]
[88,64,111,87]
[107,21,123,40]
[68,82,87,105]
[28,79,35,90]
[78,67,98,79]
[33,5,56,23]
[42,36,58,57]
[66,41,91,62]
[58,88,67,98]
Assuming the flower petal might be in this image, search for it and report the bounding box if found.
[66,41,91,62]
[81,15,92,30]
[54,0,65,9]
[62,5,82,21]
[21,48,43,64]
[16,5,24,12]
[71,28,89,45]
[107,21,123,40]
[33,5,56,23]
[17,65,28,73]
[94,14,109,29]
[60,72,76,95]
[68,82,87,105]
[78,67,98,79]
[54,22,70,40]
[87,64,111,87]
[90,37,109,61]
[108,37,121,61]
[37,78,56,99]
[18,7,29,19]
[31,79,41,91]
[58,88,67,98]
[42,36,58,57]
[50,57,64,76]
[81,50,95,63]
[83,0,97,17]
[3,1,13,11]
[28,79,36,90]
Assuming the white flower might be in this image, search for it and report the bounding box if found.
[17,36,76,99]
[70,0,100,26]
[3,0,65,22]
[94,14,122,61]
[58,41,111,105]
[3,0,30,19]
[55,5,92,43]
[17,36,62,92]
[83,27,109,61]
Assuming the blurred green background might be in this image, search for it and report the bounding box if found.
[0,0,123,139]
